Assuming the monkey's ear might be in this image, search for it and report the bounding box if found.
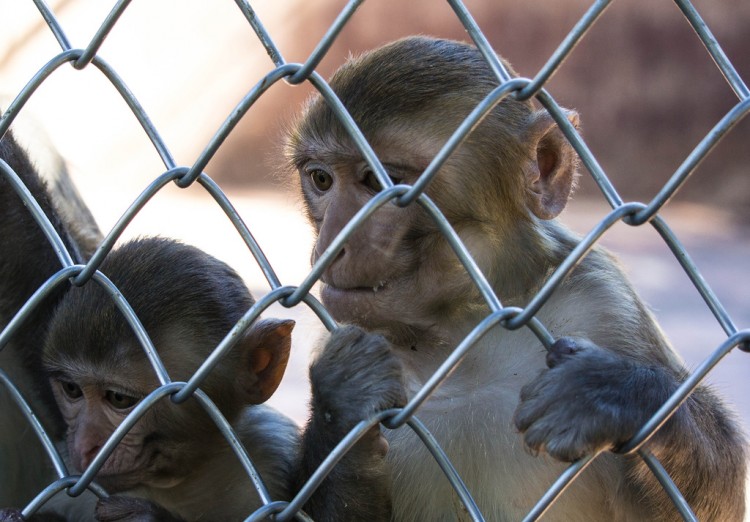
[238,318,295,404]
[523,109,580,220]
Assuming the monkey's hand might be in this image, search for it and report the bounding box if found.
[310,324,407,443]
[297,325,406,522]
[514,337,676,462]
[95,496,184,522]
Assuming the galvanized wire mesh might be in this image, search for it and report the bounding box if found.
[1,0,748,521]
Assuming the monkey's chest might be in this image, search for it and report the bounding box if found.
[385,386,613,521]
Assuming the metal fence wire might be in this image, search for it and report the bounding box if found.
[1,0,749,521]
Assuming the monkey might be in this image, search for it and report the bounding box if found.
[43,236,299,521]
[0,130,103,514]
[285,36,747,520]
[1,131,404,521]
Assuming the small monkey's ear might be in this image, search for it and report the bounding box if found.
[238,318,295,404]
[523,109,580,220]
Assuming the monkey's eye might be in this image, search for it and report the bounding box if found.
[364,169,398,193]
[105,390,140,410]
[308,168,333,191]
[364,170,382,192]
[59,380,83,400]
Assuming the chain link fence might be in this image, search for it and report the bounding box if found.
[1,0,748,520]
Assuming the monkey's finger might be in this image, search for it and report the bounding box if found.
[542,427,596,462]
[520,419,558,455]
[514,373,559,431]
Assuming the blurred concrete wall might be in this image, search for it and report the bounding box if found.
[2,0,749,219]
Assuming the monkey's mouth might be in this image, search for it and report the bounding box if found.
[356,281,388,293]
[319,281,390,321]
[322,280,388,295]
[320,279,422,334]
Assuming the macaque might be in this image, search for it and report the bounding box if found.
[0,131,102,512]
[286,36,747,520]
[42,236,298,521]
[1,132,404,521]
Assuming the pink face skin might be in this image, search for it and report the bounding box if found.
[45,317,294,493]
[49,373,155,491]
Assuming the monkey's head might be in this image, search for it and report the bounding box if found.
[286,36,580,341]
[42,238,294,491]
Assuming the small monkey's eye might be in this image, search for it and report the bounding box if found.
[308,168,333,191]
[59,380,83,400]
[105,390,139,410]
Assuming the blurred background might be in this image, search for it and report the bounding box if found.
[1,0,748,430]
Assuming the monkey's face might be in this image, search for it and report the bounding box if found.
[51,373,221,492]
[47,360,204,492]
[49,373,150,491]
[292,134,490,339]
[286,37,578,340]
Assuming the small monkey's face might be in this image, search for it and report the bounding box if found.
[49,373,155,491]
[40,237,295,494]
[47,361,198,492]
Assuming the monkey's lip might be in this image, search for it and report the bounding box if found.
[321,281,388,294]
[320,281,409,328]
[319,281,390,314]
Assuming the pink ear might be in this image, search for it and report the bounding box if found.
[238,318,295,404]
[524,109,580,220]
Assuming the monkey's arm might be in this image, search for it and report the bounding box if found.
[514,337,746,520]
[294,326,406,522]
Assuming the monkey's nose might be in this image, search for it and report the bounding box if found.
[314,245,346,266]
[81,445,102,471]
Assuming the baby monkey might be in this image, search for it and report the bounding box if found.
[0,132,404,522]
[45,236,298,521]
